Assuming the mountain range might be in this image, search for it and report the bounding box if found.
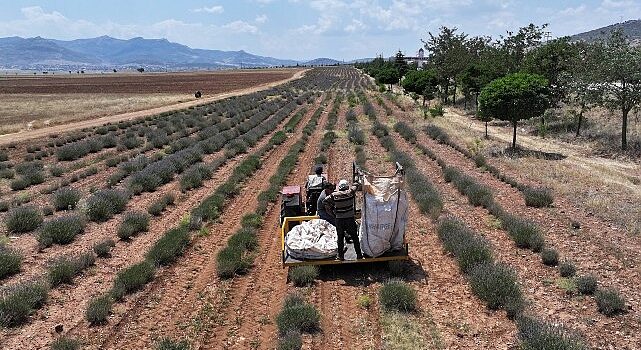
[570,19,641,43]
[0,36,343,70]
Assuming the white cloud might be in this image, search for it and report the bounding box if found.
[223,20,259,34]
[345,19,366,33]
[191,5,224,14]
[255,14,268,24]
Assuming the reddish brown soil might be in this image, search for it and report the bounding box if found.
[362,103,516,349]
[88,97,325,350]
[383,95,641,349]
[0,69,306,145]
[0,70,295,94]
[0,99,313,349]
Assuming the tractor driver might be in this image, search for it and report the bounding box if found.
[323,179,363,261]
[316,182,335,225]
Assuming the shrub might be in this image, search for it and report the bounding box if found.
[49,165,65,177]
[0,201,9,212]
[559,261,576,277]
[9,177,29,191]
[0,280,49,327]
[86,293,113,325]
[501,215,545,252]
[50,336,81,350]
[179,163,212,191]
[146,227,190,266]
[94,239,116,258]
[379,279,417,312]
[595,289,626,316]
[429,104,444,117]
[469,262,523,318]
[437,218,493,273]
[117,211,150,240]
[276,294,320,335]
[5,205,43,233]
[52,187,81,211]
[228,227,258,251]
[289,266,319,287]
[37,214,86,247]
[394,121,417,143]
[0,168,14,179]
[148,193,175,216]
[348,125,366,145]
[155,338,190,350]
[278,331,302,350]
[216,245,252,278]
[576,275,597,295]
[47,252,95,287]
[0,247,22,279]
[523,187,554,208]
[541,248,559,266]
[111,261,155,301]
[241,213,263,229]
[517,316,587,350]
[86,189,128,222]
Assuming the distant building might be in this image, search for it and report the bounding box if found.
[405,48,427,68]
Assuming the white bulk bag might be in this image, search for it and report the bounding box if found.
[358,173,408,257]
[285,219,338,260]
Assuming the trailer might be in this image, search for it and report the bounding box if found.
[280,162,409,267]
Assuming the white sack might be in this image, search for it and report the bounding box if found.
[286,219,338,260]
[359,174,408,257]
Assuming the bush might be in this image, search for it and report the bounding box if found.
[52,187,81,211]
[501,215,545,252]
[0,168,14,179]
[469,262,523,318]
[289,266,319,287]
[0,201,9,212]
[148,193,175,216]
[437,218,493,273]
[111,261,155,301]
[595,289,626,316]
[241,213,263,229]
[49,165,65,177]
[394,121,417,143]
[278,331,302,350]
[517,316,587,350]
[228,227,258,251]
[10,177,29,191]
[37,214,86,247]
[47,252,95,286]
[179,163,212,191]
[50,336,81,350]
[94,239,116,258]
[155,338,190,350]
[146,227,190,266]
[5,205,43,233]
[0,280,49,327]
[276,294,320,335]
[541,248,559,266]
[429,104,444,117]
[523,187,554,208]
[0,247,22,279]
[117,211,150,240]
[86,293,113,325]
[576,275,597,295]
[379,279,417,312]
[348,125,366,145]
[86,189,128,222]
[216,245,252,278]
[559,261,576,277]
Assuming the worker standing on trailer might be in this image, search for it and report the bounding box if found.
[316,182,336,225]
[305,166,326,189]
[324,179,363,261]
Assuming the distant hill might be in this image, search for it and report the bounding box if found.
[304,58,342,66]
[0,36,345,70]
[571,19,641,42]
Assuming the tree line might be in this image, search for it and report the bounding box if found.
[357,24,641,150]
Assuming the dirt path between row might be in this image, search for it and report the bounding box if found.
[98,95,324,350]
[0,69,307,146]
[387,99,640,349]
[0,99,311,350]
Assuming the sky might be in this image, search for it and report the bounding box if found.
[0,1,640,61]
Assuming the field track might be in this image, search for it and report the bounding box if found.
[0,69,306,145]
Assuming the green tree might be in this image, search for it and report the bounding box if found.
[594,30,641,150]
[376,66,400,91]
[401,69,439,107]
[394,50,409,79]
[478,73,550,148]
[423,26,470,104]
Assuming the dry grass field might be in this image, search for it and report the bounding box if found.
[0,69,298,136]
